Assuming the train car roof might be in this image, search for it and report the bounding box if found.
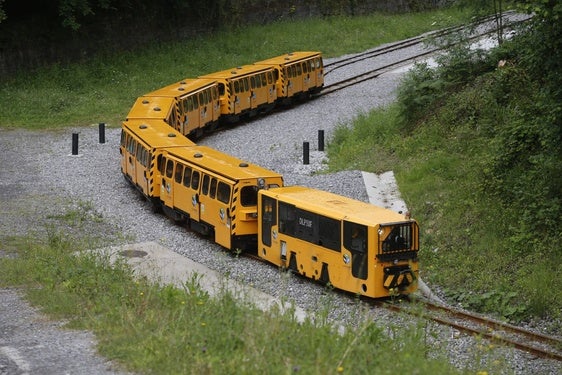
[144,78,217,98]
[253,51,322,66]
[122,120,196,149]
[164,146,283,181]
[199,64,275,80]
[263,185,409,225]
[126,96,174,120]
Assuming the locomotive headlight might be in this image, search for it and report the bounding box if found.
[378,227,385,236]
[258,178,265,189]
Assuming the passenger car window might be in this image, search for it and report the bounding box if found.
[217,182,231,204]
[191,171,200,190]
[183,167,192,187]
[202,175,210,195]
[165,159,174,178]
[175,164,183,183]
[209,178,217,198]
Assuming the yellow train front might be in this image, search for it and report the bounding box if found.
[258,186,419,298]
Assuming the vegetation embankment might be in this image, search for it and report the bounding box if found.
[327,4,562,324]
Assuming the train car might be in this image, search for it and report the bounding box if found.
[120,119,196,203]
[199,64,277,122]
[127,78,220,140]
[253,51,324,103]
[157,145,284,251]
[258,186,419,298]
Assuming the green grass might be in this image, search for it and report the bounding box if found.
[0,7,471,130]
[1,224,466,374]
[326,84,562,324]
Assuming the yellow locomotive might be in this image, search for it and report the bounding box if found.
[120,51,419,298]
[258,186,418,298]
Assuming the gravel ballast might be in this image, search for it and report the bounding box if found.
[1,48,561,374]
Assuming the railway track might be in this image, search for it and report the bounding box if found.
[319,10,529,96]
[249,248,561,362]
[381,298,562,362]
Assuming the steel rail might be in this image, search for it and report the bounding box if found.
[382,299,562,362]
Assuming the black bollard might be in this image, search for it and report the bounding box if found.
[99,122,106,144]
[72,133,79,155]
[303,142,310,165]
[318,129,324,151]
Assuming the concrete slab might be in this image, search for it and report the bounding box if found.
[361,171,408,214]
[362,171,444,304]
[90,242,309,322]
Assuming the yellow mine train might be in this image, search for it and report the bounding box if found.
[120,52,419,298]
[126,52,324,140]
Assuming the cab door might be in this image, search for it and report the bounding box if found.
[250,74,267,109]
[182,95,201,135]
[134,143,149,195]
[160,157,175,209]
[234,77,251,114]
[199,176,232,249]
[258,194,283,266]
[185,167,201,222]
[289,64,304,96]
[124,135,137,182]
[302,60,312,92]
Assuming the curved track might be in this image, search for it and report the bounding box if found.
[381,298,562,361]
[319,10,529,96]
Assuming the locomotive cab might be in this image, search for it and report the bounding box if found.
[258,186,419,299]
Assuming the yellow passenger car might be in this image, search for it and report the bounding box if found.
[199,64,277,122]
[128,78,220,139]
[157,145,284,251]
[120,119,196,201]
[253,51,324,102]
[258,186,419,298]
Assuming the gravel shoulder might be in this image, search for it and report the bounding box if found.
[1,49,560,374]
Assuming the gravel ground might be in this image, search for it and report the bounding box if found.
[1,47,561,374]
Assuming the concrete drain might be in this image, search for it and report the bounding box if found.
[118,249,148,258]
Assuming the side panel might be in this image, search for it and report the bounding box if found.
[233,77,251,114]
[134,143,149,194]
[198,175,232,249]
[160,157,175,210]
[181,94,201,135]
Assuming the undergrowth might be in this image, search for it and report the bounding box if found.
[0,227,461,374]
[327,23,562,323]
